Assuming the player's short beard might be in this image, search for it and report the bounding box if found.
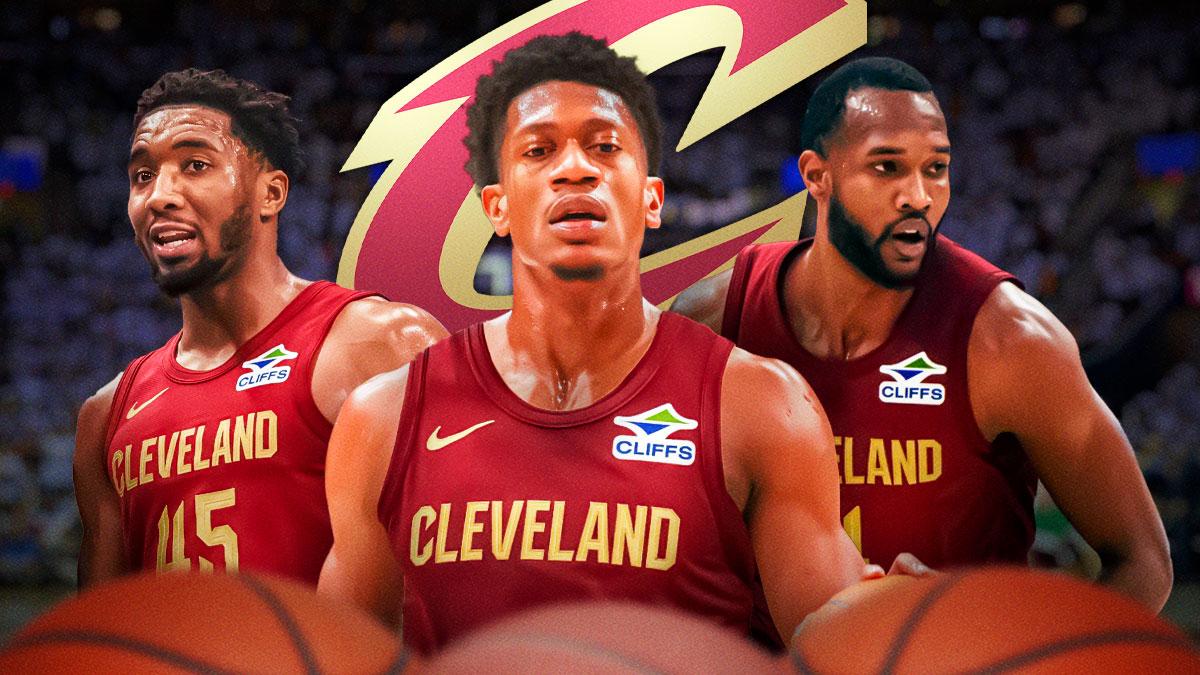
[826,190,934,290]
[148,205,254,298]
[550,264,605,282]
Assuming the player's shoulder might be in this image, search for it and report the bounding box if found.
[720,346,833,483]
[968,270,1090,437]
[722,347,824,428]
[78,372,123,424]
[725,345,806,388]
[311,290,446,417]
[671,269,733,333]
[332,294,447,341]
[972,281,1076,362]
[75,372,124,462]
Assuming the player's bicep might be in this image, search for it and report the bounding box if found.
[73,375,126,588]
[319,527,404,629]
[1024,387,1165,564]
[971,284,1107,454]
[320,368,409,627]
[722,352,863,638]
[748,465,867,638]
[970,286,1169,604]
[971,287,1141,501]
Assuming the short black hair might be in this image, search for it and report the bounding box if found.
[133,68,305,177]
[801,57,935,157]
[464,31,662,188]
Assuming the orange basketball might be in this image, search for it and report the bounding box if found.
[791,566,1200,674]
[0,571,409,674]
[420,601,789,674]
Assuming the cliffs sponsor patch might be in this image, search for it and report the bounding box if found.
[236,344,298,391]
[878,351,946,405]
[612,404,697,466]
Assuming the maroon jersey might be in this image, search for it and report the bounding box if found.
[721,237,1037,569]
[378,312,778,655]
[105,281,374,585]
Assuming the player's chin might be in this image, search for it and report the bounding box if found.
[550,263,605,282]
[153,271,201,297]
[889,261,923,282]
[152,258,221,297]
[153,257,198,283]
[876,253,924,287]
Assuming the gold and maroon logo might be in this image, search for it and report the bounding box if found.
[341,0,867,331]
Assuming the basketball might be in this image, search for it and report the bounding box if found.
[0,571,408,674]
[790,566,1200,674]
[420,601,789,674]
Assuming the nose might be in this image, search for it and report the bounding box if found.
[895,172,933,213]
[550,140,600,186]
[145,168,183,213]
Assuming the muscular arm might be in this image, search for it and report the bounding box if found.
[970,283,1171,611]
[669,269,732,333]
[312,297,448,424]
[318,367,409,629]
[73,374,126,589]
[720,348,871,639]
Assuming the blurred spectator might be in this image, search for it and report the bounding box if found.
[0,451,39,584]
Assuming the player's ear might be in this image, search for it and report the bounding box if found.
[797,150,830,200]
[643,177,664,230]
[480,184,509,237]
[259,169,289,221]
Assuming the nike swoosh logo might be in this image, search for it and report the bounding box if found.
[126,387,169,420]
[426,420,495,451]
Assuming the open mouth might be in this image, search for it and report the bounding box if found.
[884,217,932,263]
[554,211,605,223]
[149,224,198,257]
[892,230,925,244]
[548,195,608,227]
[888,216,930,244]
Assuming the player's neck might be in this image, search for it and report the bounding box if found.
[175,253,307,370]
[787,234,913,360]
[488,268,659,411]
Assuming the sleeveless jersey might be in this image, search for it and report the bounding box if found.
[378,312,778,655]
[721,237,1037,569]
[105,281,374,585]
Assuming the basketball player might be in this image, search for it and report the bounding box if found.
[672,57,1171,611]
[319,33,925,655]
[72,69,448,588]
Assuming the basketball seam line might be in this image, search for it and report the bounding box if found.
[969,629,1200,675]
[4,630,243,674]
[239,574,323,675]
[880,571,964,675]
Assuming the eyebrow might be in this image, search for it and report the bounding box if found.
[514,117,625,138]
[866,145,951,156]
[513,121,560,137]
[128,138,220,164]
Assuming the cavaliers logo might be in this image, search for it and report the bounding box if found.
[340,0,867,331]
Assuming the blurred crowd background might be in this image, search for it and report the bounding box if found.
[1,0,1198,633]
